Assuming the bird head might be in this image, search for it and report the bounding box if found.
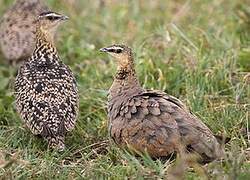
[37,11,68,34]
[100,44,133,68]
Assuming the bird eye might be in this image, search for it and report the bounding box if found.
[47,16,60,21]
[47,16,54,20]
[107,48,123,53]
[116,49,122,53]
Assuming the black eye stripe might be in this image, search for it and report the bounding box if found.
[46,16,60,20]
[108,49,115,53]
[108,48,123,53]
[116,49,122,53]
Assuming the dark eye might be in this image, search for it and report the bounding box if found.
[47,16,60,21]
[116,49,122,53]
[47,16,54,20]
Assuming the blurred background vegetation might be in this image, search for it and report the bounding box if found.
[0,0,249,179]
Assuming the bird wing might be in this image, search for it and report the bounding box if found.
[59,64,79,132]
[109,90,182,157]
[15,62,43,135]
[110,89,223,161]
[144,90,223,161]
[15,62,79,135]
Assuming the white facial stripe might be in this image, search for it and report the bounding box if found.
[44,13,61,18]
[105,46,123,52]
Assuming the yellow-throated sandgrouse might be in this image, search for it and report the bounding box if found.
[0,0,48,63]
[100,44,224,163]
[15,12,79,151]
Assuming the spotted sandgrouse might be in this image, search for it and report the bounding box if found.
[15,12,79,151]
[100,44,224,163]
[0,0,48,63]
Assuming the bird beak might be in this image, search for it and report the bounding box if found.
[99,47,108,52]
[61,15,69,21]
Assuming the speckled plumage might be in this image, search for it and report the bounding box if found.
[15,12,79,150]
[0,0,48,63]
[101,45,224,163]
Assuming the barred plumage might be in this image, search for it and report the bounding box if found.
[0,0,48,63]
[15,12,79,151]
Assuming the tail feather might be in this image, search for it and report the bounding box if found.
[46,136,65,151]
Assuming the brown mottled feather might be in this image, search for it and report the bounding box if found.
[15,12,78,151]
[103,44,224,163]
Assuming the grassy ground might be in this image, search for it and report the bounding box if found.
[0,0,249,179]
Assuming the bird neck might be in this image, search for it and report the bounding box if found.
[34,27,57,54]
[32,27,59,63]
[36,26,55,45]
[109,60,143,99]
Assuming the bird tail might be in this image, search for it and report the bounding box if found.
[46,136,65,152]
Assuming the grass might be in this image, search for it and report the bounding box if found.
[0,0,249,179]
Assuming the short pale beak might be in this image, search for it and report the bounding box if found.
[99,47,108,52]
